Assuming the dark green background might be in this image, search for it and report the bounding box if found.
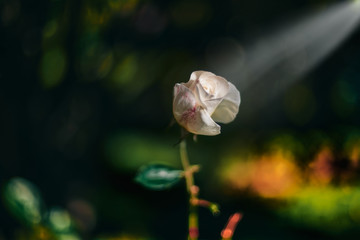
[1,0,360,239]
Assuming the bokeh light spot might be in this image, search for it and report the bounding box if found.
[349,191,360,223]
[331,80,358,117]
[48,207,72,233]
[281,186,359,233]
[134,4,167,34]
[3,178,44,225]
[1,0,21,26]
[97,52,114,79]
[57,234,81,240]
[221,149,302,198]
[67,199,96,232]
[307,147,334,185]
[105,132,180,171]
[171,0,211,28]
[43,20,58,39]
[111,54,138,87]
[40,47,67,89]
[251,150,302,198]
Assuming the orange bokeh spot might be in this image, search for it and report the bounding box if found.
[251,150,302,198]
[307,147,334,185]
[221,229,233,239]
[222,149,302,199]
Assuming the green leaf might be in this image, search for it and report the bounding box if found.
[135,164,183,190]
[3,177,45,225]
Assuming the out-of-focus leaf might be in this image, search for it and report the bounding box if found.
[135,164,183,190]
[105,132,181,171]
[3,177,45,225]
[47,207,72,233]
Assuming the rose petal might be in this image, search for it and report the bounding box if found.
[192,72,229,114]
[211,82,241,124]
[190,71,215,81]
[185,108,221,136]
[173,71,240,135]
[173,83,196,123]
[173,83,221,135]
[184,71,212,91]
[198,72,229,99]
[195,84,222,115]
[188,71,229,99]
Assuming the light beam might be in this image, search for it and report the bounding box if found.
[210,1,360,121]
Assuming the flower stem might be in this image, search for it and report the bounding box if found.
[180,140,199,240]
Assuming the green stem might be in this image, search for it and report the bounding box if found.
[180,140,198,240]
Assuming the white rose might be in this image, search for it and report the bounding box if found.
[173,71,241,136]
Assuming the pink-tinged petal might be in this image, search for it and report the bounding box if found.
[184,108,221,136]
[173,83,197,123]
[211,82,240,124]
[173,71,240,134]
[173,83,220,136]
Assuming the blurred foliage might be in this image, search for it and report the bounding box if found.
[280,186,360,233]
[218,129,360,235]
[105,131,181,171]
[3,178,45,226]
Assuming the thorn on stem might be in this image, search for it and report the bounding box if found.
[190,198,220,215]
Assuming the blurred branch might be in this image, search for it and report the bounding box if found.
[221,212,243,240]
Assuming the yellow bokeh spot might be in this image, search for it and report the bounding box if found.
[111,54,138,87]
[97,52,114,79]
[251,150,302,198]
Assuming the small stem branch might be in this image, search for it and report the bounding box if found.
[180,140,199,240]
[221,212,243,240]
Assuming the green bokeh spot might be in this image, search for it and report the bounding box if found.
[279,186,360,233]
[40,47,67,89]
[105,132,180,171]
[47,207,72,233]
